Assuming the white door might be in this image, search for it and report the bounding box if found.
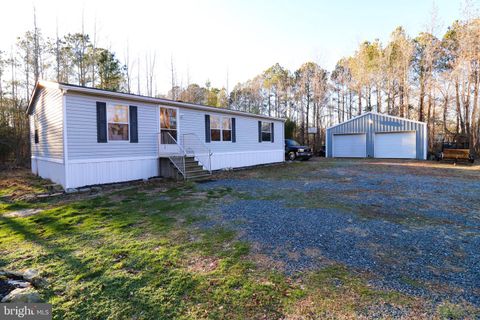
[374,132,416,159]
[159,106,180,154]
[333,134,366,158]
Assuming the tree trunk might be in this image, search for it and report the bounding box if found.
[358,87,362,115]
[419,75,425,122]
[464,81,471,140]
[336,89,341,121]
[349,90,353,119]
[455,79,465,134]
[471,67,479,152]
[427,92,432,150]
[387,81,391,114]
[306,89,310,147]
[399,83,404,117]
[443,94,449,136]
[367,86,372,111]
[376,84,382,113]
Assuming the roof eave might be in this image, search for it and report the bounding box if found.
[26,80,64,114]
[327,111,426,130]
[57,82,286,122]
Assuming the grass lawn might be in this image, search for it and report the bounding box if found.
[0,161,479,319]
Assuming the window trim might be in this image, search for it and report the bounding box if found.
[210,115,232,142]
[107,103,130,142]
[261,121,272,142]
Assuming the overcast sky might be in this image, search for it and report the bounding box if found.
[0,0,472,94]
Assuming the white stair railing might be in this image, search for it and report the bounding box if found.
[158,132,187,179]
[182,133,213,173]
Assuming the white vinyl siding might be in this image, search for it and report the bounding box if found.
[30,87,64,160]
[66,93,284,161]
[333,134,366,158]
[374,132,416,159]
[65,93,158,160]
[179,108,283,153]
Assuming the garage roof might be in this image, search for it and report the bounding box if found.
[327,112,425,130]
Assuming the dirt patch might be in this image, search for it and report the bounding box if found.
[248,253,286,272]
[366,160,480,180]
[0,169,52,201]
[186,256,219,274]
[3,209,44,218]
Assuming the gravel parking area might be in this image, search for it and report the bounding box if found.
[198,159,480,307]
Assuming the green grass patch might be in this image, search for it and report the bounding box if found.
[0,180,301,319]
[306,265,409,305]
[437,302,468,320]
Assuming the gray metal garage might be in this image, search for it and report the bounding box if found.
[326,112,427,160]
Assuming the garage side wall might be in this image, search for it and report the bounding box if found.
[326,113,427,160]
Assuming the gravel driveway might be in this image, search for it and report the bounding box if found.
[198,159,480,307]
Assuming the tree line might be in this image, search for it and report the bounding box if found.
[329,19,480,155]
[2,8,480,166]
[228,15,480,156]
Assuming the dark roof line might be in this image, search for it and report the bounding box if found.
[27,80,285,122]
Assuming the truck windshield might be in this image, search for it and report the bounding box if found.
[286,139,300,146]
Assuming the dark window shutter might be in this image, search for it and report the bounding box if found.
[96,102,107,143]
[129,105,138,143]
[232,118,236,143]
[258,121,262,142]
[271,122,274,143]
[205,114,211,143]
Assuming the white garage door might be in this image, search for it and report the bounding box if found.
[374,132,416,159]
[333,134,366,158]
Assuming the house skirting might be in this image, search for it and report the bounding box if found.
[31,157,66,187]
[210,149,284,170]
[33,150,285,190]
[65,156,159,189]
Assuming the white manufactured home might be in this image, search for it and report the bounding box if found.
[27,81,285,190]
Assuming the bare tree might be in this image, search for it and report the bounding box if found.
[124,41,132,93]
[170,55,176,99]
[145,51,156,96]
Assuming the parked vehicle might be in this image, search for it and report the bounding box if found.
[285,139,312,161]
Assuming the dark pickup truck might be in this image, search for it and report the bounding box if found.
[285,139,312,161]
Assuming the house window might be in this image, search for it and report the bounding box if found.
[261,121,272,142]
[108,104,129,141]
[210,115,232,142]
[160,107,177,144]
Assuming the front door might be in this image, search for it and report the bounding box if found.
[159,106,179,154]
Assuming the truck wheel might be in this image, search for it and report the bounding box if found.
[287,151,296,161]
